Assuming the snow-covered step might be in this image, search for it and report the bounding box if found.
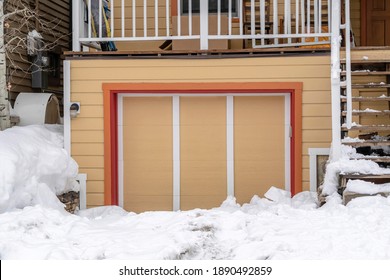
[341,83,390,89]
[343,190,390,205]
[341,110,390,116]
[342,140,390,147]
[341,125,390,132]
[340,96,390,102]
[341,71,390,76]
[341,176,390,204]
[341,59,390,64]
[349,156,390,163]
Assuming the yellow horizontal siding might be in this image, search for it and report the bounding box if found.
[72,118,104,131]
[71,131,104,143]
[302,130,332,143]
[302,104,331,117]
[70,55,332,206]
[87,181,105,193]
[71,65,330,80]
[302,91,331,104]
[71,57,329,68]
[72,93,103,105]
[73,156,104,168]
[302,117,332,130]
[87,193,105,207]
[79,168,105,181]
[72,143,104,156]
[77,106,104,118]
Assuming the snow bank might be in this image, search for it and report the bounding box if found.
[0,125,79,213]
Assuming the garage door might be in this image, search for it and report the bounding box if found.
[119,94,289,212]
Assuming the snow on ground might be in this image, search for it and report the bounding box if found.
[2,192,390,260]
[2,125,390,260]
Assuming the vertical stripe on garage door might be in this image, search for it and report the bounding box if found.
[180,96,227,210]
[122,97,173,212]
[234,96,286,204]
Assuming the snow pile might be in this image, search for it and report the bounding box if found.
[3,192,390,259]
[320,145,390,196]
[0,125,79,213]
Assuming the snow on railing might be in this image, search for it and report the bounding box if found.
[72,0,333,51]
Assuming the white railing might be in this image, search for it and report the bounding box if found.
[330,0,351,161]
[72,0,333,51]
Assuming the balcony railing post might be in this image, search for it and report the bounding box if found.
[330,0,342,160]
[200,0,209,50]
[72,0,81,51]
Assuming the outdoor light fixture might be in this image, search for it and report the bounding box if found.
[70,102,80,118]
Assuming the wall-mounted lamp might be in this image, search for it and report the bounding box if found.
[70,102,80,118]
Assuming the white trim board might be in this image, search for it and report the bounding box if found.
[117,93,291,210]
[63,60,71,154]
[226,96,234,197]
[117,95,124,207]
[308,148,330,192]
[172,96,181,211]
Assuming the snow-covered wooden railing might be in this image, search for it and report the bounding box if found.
[330,0,351,160]
[72,0,333,51]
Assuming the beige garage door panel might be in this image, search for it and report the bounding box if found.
[234,126,285,161]
[234,161,285,203]
[234,96,285,125]
[234,96,285,204]
[122,97,173,212]
[180,160,227,195]
[123,97,172,125]
[123,126,172,161]
[125,196,173,213]
[180,195,227,211]
[123,161,172,195]
[180,96,227,125]
[180,96,227,210]
[180,125,227,161]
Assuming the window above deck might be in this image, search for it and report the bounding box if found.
[182,0,238,15]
